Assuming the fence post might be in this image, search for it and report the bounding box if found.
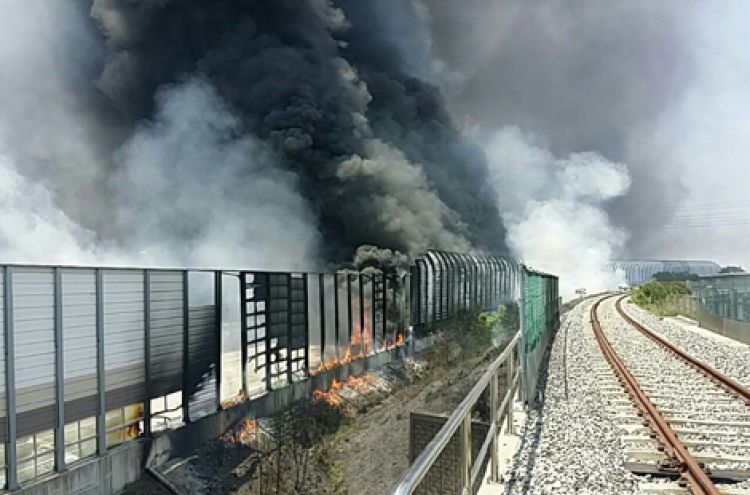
[4,267,18,490]
[303,274,310,375]
[347,274,353,346]
[182,271,191,424]
[96,268,109,454]
[359,274,365,352]
[318,274,326,367]
[334,273,341,360]
[53,267,66,473]
[214,271,223,411]
[142,270,151,441]
[286,274,293,386]
[507,347,515,435]
[518,266,528,405]
[239,273,250,395]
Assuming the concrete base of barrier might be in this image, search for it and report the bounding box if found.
[13,341,423,495]
[14,440,143,495]
[698,312,750,345]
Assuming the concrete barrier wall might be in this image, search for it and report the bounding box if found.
[13,343,410,495]
[13,440,142,495]
[698,312,750,345]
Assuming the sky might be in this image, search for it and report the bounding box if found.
[0,1,748,299]
[649,2,750,269]
[425,1,750,275]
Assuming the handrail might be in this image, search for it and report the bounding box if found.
[392,331,522,495]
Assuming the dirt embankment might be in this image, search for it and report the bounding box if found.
[121,311,512,495]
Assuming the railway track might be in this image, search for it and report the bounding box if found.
[589,294,750,494]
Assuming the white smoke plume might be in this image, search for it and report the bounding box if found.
[0,147,108,265]
[113,77,322,271]
[484,127,630,300]
[0,1,118,265]
[0,2,322,270]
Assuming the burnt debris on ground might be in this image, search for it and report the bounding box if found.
[121,308,516,495]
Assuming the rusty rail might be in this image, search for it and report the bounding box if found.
[591,296,720,495]
[615,295,750,405]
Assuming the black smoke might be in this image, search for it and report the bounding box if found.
[420,0,699,257]
[84,0,507,262]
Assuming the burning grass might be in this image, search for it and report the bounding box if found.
[221,418,259,445]
[309,332,405,376]
[310,373,385,410]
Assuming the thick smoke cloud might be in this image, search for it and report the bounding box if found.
[0,0,710,290]
[89,0,504,260]
[0,1,116,242]
[422,0,699,257]
[484,127,630,299]
[114,77,321,270]
[0,0,511,270]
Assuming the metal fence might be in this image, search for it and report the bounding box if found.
[393,333,522,495]
[692,274,750,323]
[392,265,560,495]
[521,268,560,402]
[0,250,523,490]
[606,260,721,286]
[0,265,227,490]
[411,251,520,336]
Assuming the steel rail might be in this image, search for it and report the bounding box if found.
[591,296,719,495]
[615,295,750,405]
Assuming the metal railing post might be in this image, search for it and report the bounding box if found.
[489,370,499,482]
[239,273,250,396]
[507,348,515,435]
[460,414,472,492]
[319,274,326,366]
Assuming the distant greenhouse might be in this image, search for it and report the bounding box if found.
[606,260,722,287]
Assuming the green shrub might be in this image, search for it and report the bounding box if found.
[631,279,692,316]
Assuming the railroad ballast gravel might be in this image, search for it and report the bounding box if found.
[597,297,750,468]
[502,296,750,494]
[621,301,750,388]
[501,299,645,495]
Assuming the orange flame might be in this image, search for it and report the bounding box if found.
[220,389,246,409]
[350,302,373,355]
[221,418,259,444]
[311,374,378,407]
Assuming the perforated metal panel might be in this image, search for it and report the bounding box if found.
[241,272,308,391]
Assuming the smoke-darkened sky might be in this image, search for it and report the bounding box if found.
[0,0,747,279]
[419,0,750,278]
